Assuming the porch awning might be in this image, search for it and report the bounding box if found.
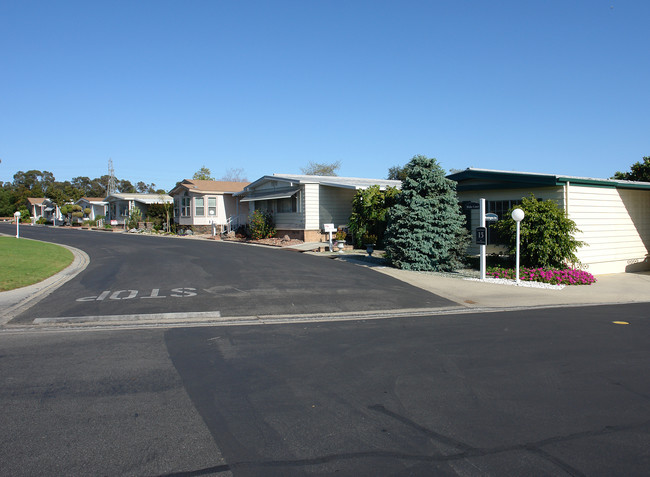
[239,190,298,202]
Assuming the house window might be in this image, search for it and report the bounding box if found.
[208,197,217,216]
[195,198,204,216]
[277,194,298,213]
[174,198,180,218]
[181,197,191,217]
[254,200,271,213]
[487,199,523,245]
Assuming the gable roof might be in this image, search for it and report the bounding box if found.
[78,197,106,203]
[447,168,650,191]
[238,174,401,195]
[169,179,250,195]
[26,197,48,206]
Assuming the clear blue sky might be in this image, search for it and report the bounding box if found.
[1,0,648,191]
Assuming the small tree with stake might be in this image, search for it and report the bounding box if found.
[384,155,469,271]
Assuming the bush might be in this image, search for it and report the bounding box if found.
[18,207,30,223]
[249,209,276,240]
[384,155,469,271]
[487,266,596,285]
[235,224,250,238]
[348,185,400,249]
[492,194,585,268]
[125,207,142,230]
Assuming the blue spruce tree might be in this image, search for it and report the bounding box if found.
[384,155,469,271]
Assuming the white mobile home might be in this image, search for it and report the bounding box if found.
[236,174,401,241]
[75,197,107,223]
[105,193,173,226]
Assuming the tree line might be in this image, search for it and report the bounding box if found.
[0,170,163,217]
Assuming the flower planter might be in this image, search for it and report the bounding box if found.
[365,243,375,257]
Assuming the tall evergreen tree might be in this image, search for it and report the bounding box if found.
[384,155,469,271]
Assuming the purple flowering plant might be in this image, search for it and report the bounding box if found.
[486,267,597,285]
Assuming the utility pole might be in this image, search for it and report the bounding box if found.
[107,159,117,196]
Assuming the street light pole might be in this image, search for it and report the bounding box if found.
[14,211,21,238]
[511,208,525,285]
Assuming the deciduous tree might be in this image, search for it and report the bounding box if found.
[613,156,650,182]
[387,165,407,181]
[348,185,400,248]
[301,161,341,176]
[492,194,585,269]
[220,168,248,182]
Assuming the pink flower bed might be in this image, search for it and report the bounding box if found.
[487,267,597,285]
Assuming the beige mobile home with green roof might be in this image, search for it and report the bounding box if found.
[448,168,650,274]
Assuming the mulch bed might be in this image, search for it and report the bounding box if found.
[220,236,305,247]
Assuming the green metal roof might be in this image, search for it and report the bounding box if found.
[447,168,650,191]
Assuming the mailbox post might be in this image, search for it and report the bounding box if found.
[323,223,335,252]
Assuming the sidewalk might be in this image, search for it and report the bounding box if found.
[330,252,650,309]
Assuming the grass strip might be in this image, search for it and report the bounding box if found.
[0,237,74,291]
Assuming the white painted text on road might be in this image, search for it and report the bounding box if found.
[76,288,198,302]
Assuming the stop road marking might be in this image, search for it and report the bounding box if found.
[76,288,198,302]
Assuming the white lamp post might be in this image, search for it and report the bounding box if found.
[14,211,21,238]
[511,208,525,284]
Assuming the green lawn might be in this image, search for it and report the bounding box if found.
[0,237,74,291]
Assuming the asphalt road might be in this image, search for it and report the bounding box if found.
[1,303,649,476]
[1,225,453,323]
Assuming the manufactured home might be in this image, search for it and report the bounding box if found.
[448,168,650,274]
[236,174,401,241]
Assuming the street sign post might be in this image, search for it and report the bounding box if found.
[479,199,486,279]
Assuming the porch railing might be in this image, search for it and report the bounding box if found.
[226,214,246,234]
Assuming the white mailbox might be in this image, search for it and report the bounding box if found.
[323,223,335,252]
